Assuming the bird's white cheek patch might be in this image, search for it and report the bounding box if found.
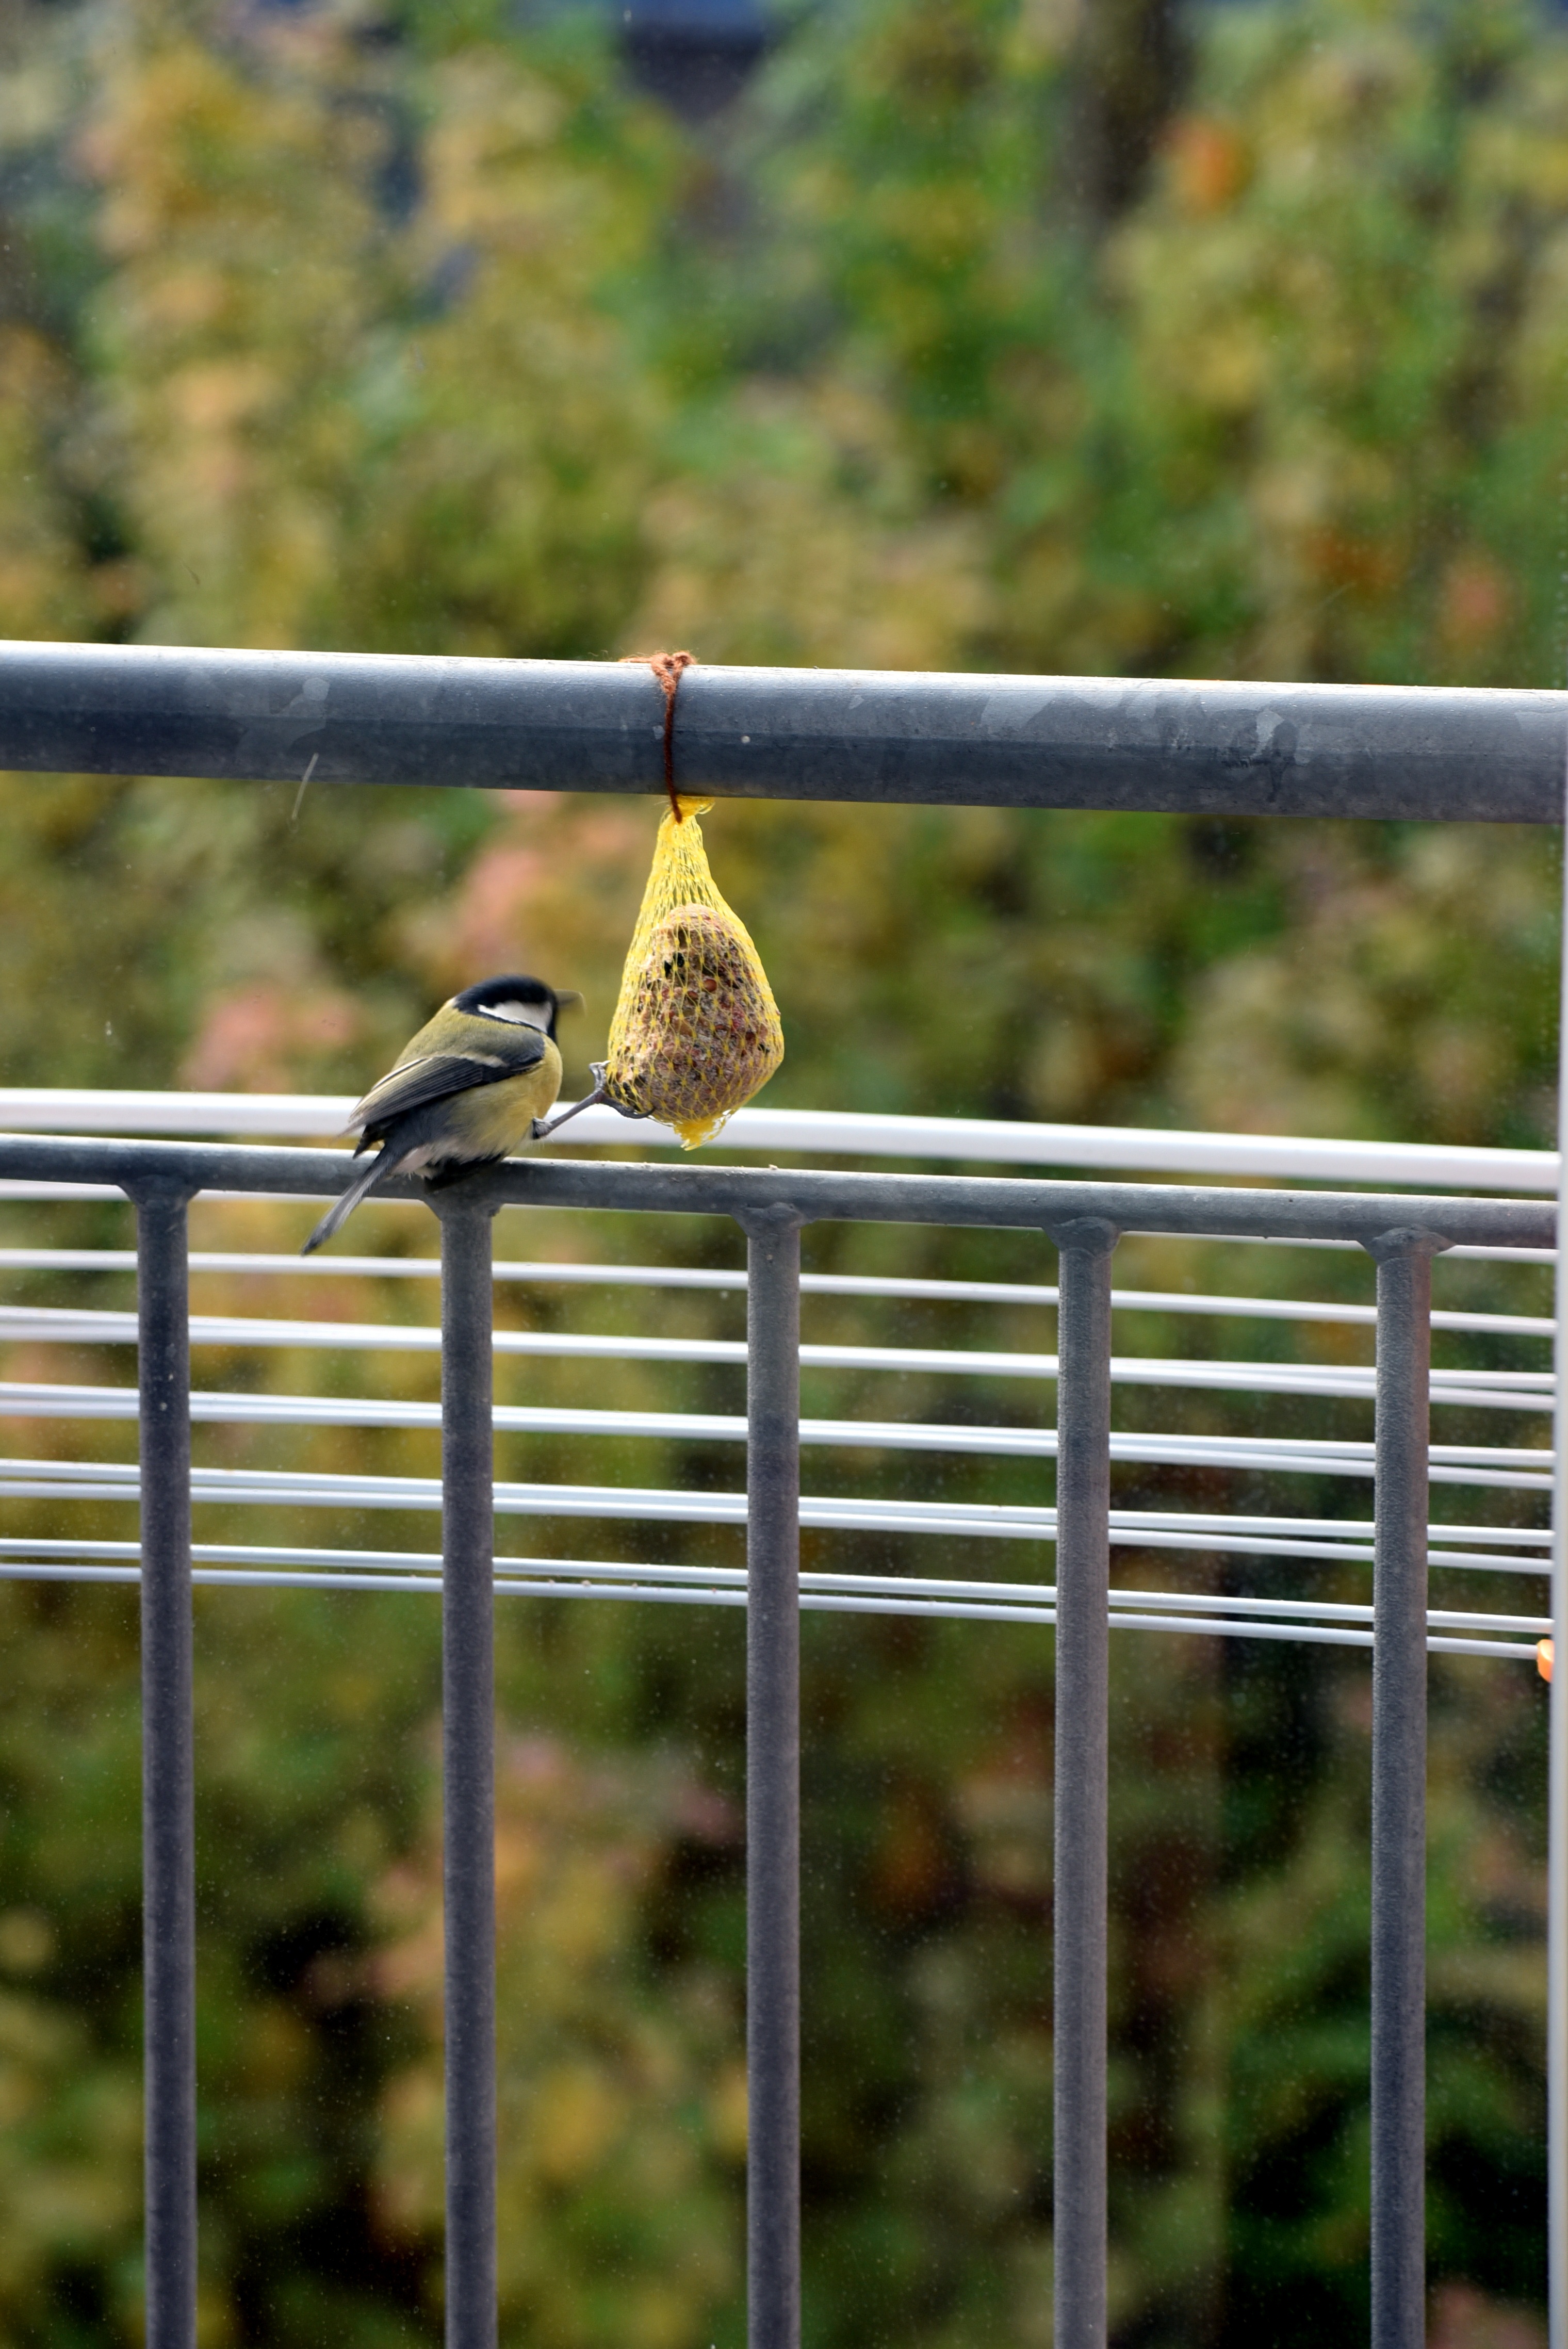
[479,1002,550,1029]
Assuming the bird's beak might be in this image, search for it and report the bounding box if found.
[554,990,583,1010]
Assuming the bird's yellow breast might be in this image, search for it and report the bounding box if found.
[435,1040,562,1163]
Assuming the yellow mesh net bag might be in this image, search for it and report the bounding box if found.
[602,794,784,1148]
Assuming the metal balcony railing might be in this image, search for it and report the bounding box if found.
[3,644,1565,2349]
[0,1106,1555,2349]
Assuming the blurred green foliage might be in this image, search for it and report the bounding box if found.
[0,0,1561,2342]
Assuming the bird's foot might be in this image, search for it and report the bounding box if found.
[591,1061,647,1122]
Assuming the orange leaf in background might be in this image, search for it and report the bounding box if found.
[1164,116,1250,214]
[1438,553,1511,657]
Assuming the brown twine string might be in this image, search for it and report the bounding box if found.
[621,649,695,819]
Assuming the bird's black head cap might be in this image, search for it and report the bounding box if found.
[454,974,580,1039]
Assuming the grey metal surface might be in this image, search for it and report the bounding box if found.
[437,1200,498,2349]
[135,1186,197,2349]
[1052,1222,1117,2349]
[1369,1234,1438,2349]
[742,1209,804,2349]
[0,1131,1555,1250]
[0,642,1562,820]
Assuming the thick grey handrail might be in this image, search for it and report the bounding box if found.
[0,642,1561,820]
[0,1132,1555,1249]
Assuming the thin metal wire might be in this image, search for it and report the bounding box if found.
[0,1244,1551,1338]
[0,1492,1550,1557]
[0,1385,1555,1506]
[0,1454,1553,1571]
[0,1535,1549,1635]
[0,1302,1551,1420]
[0,1512,1549,1588]
[0,1547,1540,1656]
[0,1534,1544,1627]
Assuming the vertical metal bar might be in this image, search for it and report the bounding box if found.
[1370,1231,1435,2349]
[742,1206,804,2349]
[1551,766,1568,2349]
[137,1187,196,2349]
[439,1198,497,2349]
[1052,1216,1117,2349]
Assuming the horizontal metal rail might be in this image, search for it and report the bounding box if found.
[0,1088,1558,1192]
[0,1445,1553,1546]
[139,1511,1568,1557]
[0,1543,1539,1656]
[0,1302,1550,1412]
[0,1245,1551,1336]
[0,1453,1549,1573]
[0,1521,1550,1572]
[0,1389,1551,1498]
[1,642,1563,820]
[0,1170,1559,1223]
[0,1132,1554,1247]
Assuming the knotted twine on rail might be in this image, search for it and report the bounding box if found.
[620,648,695,819]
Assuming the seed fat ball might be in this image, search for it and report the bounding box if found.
[601,798,784,1150]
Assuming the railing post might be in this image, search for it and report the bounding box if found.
[136,1184,197,2349]
[740,1205,804,2349]
[438,1197,498,2349]
[1369,1228,1440,2349]
[1051,1216,1118,2349]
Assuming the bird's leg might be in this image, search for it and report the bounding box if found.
[531,1078,607,1140]
[532,1063,645,1139]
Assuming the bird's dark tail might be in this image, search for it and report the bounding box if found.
[301,1143,411,1255]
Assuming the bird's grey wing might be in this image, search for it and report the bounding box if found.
[348,1033,547,1134]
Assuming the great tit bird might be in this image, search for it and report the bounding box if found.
[301,974,578,1255]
